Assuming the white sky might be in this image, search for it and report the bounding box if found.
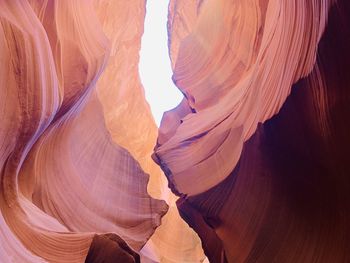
[139,0,183,126]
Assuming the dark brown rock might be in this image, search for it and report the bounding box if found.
[85,234,140,263]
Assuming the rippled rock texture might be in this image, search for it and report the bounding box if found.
[0,0,168,262]
[1,0,349,262]
[157,0,350,262]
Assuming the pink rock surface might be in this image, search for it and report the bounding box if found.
[1,0,349,262]
[156,0,334,196]
[158,0,350,262]
[0,1,167,261]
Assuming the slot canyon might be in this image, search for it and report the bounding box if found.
[0,0,349,262]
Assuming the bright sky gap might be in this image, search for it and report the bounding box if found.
[139,0,183,126]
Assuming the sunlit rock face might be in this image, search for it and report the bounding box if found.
[0,0,204,262]
[0,0,168,262]
[156,0,350,262]
[156,0,335,196]
[1,0,349,262]
[94,1,205,262]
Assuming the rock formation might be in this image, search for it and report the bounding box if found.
[157,0,350,262]
[1,0,349,262]
[0,0,167,262]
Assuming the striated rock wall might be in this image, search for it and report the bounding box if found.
[156,0,334,196]
[0,1,167,262]
[1,0,349,262]
[158,0,350,262]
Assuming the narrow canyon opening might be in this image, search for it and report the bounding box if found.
[139,0,183,126]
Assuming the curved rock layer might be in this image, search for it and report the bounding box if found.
[94,1,205,262]
[164,0,350,262]
[0,0,168,262]
[1,0,349,262]
[156,0,334,196]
